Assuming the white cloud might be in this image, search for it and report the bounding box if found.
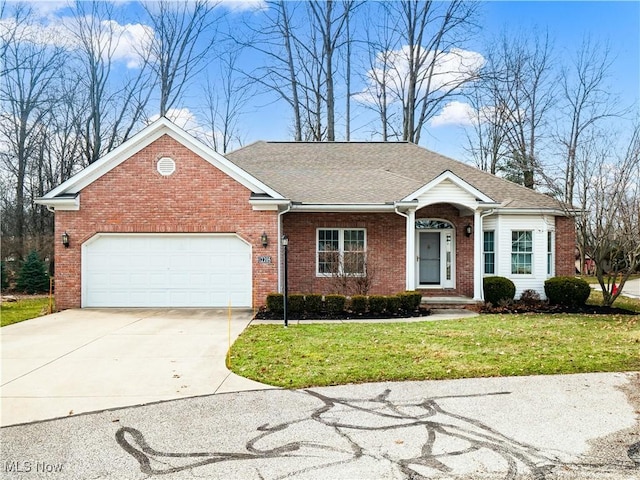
[0,14,152,69]
[356,46,484,106]
[429,101,476,127]
[219,0,267,12]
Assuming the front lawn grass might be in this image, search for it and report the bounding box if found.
[1,297,51,327]
[229,313,640,388]
[588,290,640,313]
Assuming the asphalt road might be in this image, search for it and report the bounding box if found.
[2,372,639,479]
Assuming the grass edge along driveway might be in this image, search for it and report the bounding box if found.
[229,313,640,388]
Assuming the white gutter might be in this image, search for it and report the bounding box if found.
[290,203,396,213]
[34,195,80,211]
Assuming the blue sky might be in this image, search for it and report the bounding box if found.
[233,1,640,161]
[4,1,640,164]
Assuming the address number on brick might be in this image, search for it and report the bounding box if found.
[257,256,272,264]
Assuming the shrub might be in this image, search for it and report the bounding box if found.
[483,276,516,305]
[386,295,401,313]
[350,295,367,314]
[288,294,305,315]
[304,294,322,315]
[519,289,541,306]
[544,276,590,307]
[1,261,9,290]
[266,293,284,314]
[398,291,422,311]
[368,295,387,314]
[16,251,49,294]
[325,294,346,315]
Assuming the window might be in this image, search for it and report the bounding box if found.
[483,231,495,274]
[547,231,554,276]
[511,231,533,274]
[317,228,366,275]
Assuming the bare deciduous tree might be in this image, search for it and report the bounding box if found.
[558,37,622,204]
[143,0,222,117]
[200,47,251,153]
[577,125,640,306]
[0,5,65,259]
[483,30,556,189]
[71,0,153,165]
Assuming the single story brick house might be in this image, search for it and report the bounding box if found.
[37,118,575,310]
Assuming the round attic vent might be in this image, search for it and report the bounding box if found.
[157,157,176,176]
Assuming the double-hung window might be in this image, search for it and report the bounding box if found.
[317,228,366,275]
[511,231,533,274]
[483,231,495,274]
[547,231,554,276]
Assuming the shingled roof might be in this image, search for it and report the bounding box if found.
[225,141,564,210]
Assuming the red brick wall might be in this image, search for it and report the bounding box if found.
[415,204,474,297]
[54,134,279,309]
[555,215,576,276]
[282,212,406,295]
[281,203,474,297]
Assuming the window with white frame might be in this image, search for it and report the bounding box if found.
[483,231,495,274]
[317,228,366,275]
[547,231,554,276]
[511,231,533,274]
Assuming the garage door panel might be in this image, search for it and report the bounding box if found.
[83,235,252,307]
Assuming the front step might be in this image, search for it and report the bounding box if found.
[421,296,482,309]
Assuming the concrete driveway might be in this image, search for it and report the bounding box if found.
[1,308,272,427]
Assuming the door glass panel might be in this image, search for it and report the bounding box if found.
[419,232,440,284]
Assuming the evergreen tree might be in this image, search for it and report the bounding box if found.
[1,261,9,290]
[16,251,49,294]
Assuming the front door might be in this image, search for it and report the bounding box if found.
[419,232,440,284]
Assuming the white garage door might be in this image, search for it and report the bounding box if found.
[82,234,252,307]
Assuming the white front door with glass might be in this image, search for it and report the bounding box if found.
[415,219,455,288]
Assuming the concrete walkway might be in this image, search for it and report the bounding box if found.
[591,277,640,299]
[0,308,272,427]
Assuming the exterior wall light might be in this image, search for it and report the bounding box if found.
[62,231,70,248]
[261,232,268,248]
[465,224,472,237]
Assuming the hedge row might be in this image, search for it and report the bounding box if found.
[265,291,423,316]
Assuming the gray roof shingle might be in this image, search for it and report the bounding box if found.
[225,141,564,210]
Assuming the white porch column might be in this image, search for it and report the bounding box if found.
[473,209,483,300]
[406,208,416,290]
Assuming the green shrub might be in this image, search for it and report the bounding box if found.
[325,294,346,315]
[350,295,367,314]
[16,251,49,294]
[398,291,422,311]
[304,294,322,314]
[544,276,590,307]
[386,295,401,313]
[288,294,305,315]
[266,293,284,314]
[368,295,386,314]
[1,261,9,290]
[483,276,516,305]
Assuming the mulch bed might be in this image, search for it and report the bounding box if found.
[479,302,637,315]
[254,306,432,321]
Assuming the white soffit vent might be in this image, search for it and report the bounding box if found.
[157,157,176,176]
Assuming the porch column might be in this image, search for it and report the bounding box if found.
[473,209,483,300]
[406,208,416,290]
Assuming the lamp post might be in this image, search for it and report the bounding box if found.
[282,235,289,328]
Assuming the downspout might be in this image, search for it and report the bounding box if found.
[394,204,412,290]
[277,203,291,293]
[476,208,495,301]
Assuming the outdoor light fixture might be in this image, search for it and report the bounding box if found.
[261,232,268,248]
[61,231,70,248]
[465,224,472,237]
